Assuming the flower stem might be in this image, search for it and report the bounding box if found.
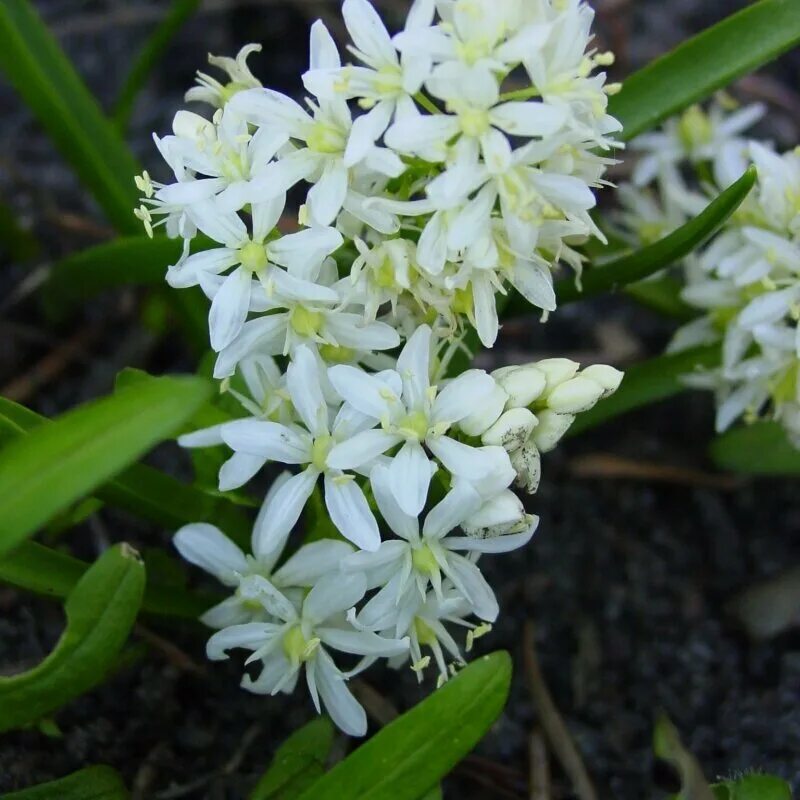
[414,92,442,115]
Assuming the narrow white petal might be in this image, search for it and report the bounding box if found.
[209,267,252,351]
[173,523,247,586]
[370,463,420,541]
[327,429,402,470]
[422,481,482,540]
[432,369,495,426]
[324,474,381,551]
[388,440,432,516]
[222,419,310,462]
[314,649,367,736]
[304,572,367,624]
[218,451,267,491]
[273,540,355,586]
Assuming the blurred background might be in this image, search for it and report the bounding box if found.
[1,1,799,797]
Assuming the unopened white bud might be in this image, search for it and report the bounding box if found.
[459,383,509,436]
[531,409,575,452]
[511,442,542,494]
[493,365,547,408]
[463,490,528,538]
[481,408,538,452]
[580,364,624,397]
[547,376,605,414]
[172,109,213,140]
[535,358,581,392]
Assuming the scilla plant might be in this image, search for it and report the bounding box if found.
[0,0,799,796]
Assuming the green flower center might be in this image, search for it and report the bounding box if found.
[413,617,438,647]
[411,544,439,577]
[238,239,268,272]
[290,306,324,337]
[311,435,333,471]
[397,410,430,441]
[282,625,318,663]
[307,121,347,155]
[319,343,355,364]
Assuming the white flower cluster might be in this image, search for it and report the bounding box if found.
[620,100,800,445]
[139,0,623,735]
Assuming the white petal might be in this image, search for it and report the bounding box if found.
[310,20,341,71]
[324,474,381,551]
[324,313,401,351]
[173,523,247,586]
[307,161,349,226]
[251,468,318,560]
[178,423,225,448]
[343,0,396,63]
[318,627,408,658]
[443,517,538,552]
[273,540,355,586]
[397,324,432,409]
[287,345,328,436]
[166,248,238,289]
[328,365,397,418]
[218,451,267,491]
[422,481,482,540]
[304,572,367,624]
[209,267,252,351]
[222,419,310,462]
[432,369,495,426]
[327,428,402,470]
[489,101,566,137]
[238,574,298,621]
[206,622,279,660]
[313,649,367,736]
[426,436,497,480]
[384,115,459,155]
[370,463,420,541]
[388,440,432,517]
[214,314,288,379]
[200,596,251,629]
[444,555,498,622]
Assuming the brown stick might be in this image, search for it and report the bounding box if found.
[522,621,597,800]
[529,728,550,800]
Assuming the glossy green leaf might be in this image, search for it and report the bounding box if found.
[250,718,335,800]
[609,0,800,140]
[711,773,792,800]
[0,0,141,232]
[0,544,145,732]
[298,652,512,800]
[710,421,800,475]
[568,344,721,437]
[0,396,251,546]
[654,714,715,800]
[0,376,212,555]
[113,0,202,132]
[0,540,215,618]
[556,169,756,304]
[4,765,129,799]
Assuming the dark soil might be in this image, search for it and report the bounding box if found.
[1,1,799,798]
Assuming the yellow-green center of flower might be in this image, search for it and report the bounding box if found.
[282,625,319,663]
[398,409,430,441]
[452,285,474,315]
[290,306,324,337]
[457,107,491,138]
[311,435,333,471]
[677,105,713,152]
[319,343,355,363]
[238,239,268,272]
[413,616,438,647]
[411,544,438,577]
[772,363,798,405]
[307,121,347,155]
[375,257,396,289]
[373,65,403,96]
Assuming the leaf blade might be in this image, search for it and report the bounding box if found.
[4,765,129,800]
[0,0,141,232]
[609,0,800,140]
[709,421,800,475]
[0,544,145,732]
[297,652,512,800]
[0,376,212,554]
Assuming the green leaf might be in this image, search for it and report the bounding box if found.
[113,0,202,132]
[43,236,184,315]
[0,0,141,233]
[0,201,39,262]
[0,540,215,619]
[609,0,800,140]
[653,714,715,800]
[4,765,129,799]
[710,421,800,475]
[298,651,512,800]
[0,544,145,732]
[250,718,335,800]
[555,169,756,304]
[0,376,212,555]
[624,276,695,320]
[711,773,792,800]
[567,344,721,437]
[0,396,252,544]
[502,168,755,318]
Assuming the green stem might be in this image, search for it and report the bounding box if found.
[498,86,540,102]
[414,92,442,115]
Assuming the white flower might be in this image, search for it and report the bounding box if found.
[186,44,263,108]
[173,505,354,629]
[219,345,389,550]
[206,571,408,735]
[342,463,535,624]
[631,100,764,187]
[230,22,405,226]
[325,325,506,515]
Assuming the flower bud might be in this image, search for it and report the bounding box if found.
[580,364,624,397]
[546,375,605,413]
[459,383,509,436]
[534,358,580,391]
[462,490,530,538]
[481,408,538,452]
[493,365,547,408]
[511,442,542,494]
[530,409,575,452]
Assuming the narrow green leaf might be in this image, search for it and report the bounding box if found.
[557,169,756,304]
[567,344,721,437]
[0,540,215,619]
[0,376,212,555]
[298,652,512,800]
[503,169,755,318]
[0,544,145,731]
[609,0,800,140]
[710,421,800,475]
[113,0,202,132]
[0,396,251,547]
[250,717,335,800]
[0,0,141,232]
[4,765,129,799]
[419,787,443,800]
[654,714,714,800]
[624,276,695,320]
[712,773,792,800]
